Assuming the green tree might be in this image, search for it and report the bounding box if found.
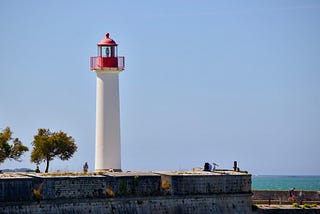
[30,128,77,173]
[0,127,29,166]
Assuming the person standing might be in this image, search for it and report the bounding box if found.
[299,191,303,205]
[289,187,295,201]
[83,162,89,173]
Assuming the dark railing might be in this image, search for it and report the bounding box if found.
[90,56,125,70]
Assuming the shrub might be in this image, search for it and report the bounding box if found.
[303,203,318,208]
[292,202,300,208]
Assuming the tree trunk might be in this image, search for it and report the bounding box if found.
[45,158,50,173]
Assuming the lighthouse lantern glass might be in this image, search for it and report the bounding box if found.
[98,46,118,57]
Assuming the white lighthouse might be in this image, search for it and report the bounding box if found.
[90,33,125,172]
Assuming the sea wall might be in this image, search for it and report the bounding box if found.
[0,174,162,202]
[0,171,252,213]
[0,172,252,202]
[1,194,252,214]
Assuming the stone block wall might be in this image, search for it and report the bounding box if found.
[0,172,253,213]
[40,176,109,199]
[1,172,251,202]
[0,178,34,202]
[168,174,251,195]
[1,194,252,214]
[0,175,163,202]
[104,174,161,197]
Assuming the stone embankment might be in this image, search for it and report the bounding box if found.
[0,170,252,214]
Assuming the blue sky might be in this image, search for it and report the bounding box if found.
[1,1,319,175]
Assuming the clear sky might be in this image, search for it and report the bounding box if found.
[1,0,319,175]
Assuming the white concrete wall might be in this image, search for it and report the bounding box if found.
[95,72,121,171]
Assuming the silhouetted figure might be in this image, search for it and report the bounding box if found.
[83,162,88,173]
[204,162,212,172]
[204,162,210,171]
[233,161,237,171]
[35,165,40,173]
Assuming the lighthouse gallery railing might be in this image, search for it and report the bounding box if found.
[90,56,125,70]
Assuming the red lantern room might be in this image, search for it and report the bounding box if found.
[90,33,125,71]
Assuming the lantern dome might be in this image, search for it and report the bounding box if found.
[97,33,118,46]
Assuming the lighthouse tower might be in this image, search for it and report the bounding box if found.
[90,33,125,171]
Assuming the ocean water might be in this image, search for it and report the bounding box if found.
[252,175,320,191]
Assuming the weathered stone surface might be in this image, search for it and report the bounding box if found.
[0,177,34,202]
[1,194,252,214]
[158,172,251,195]
[0,171,252,213]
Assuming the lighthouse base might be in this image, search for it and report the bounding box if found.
[95,168,122,173]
